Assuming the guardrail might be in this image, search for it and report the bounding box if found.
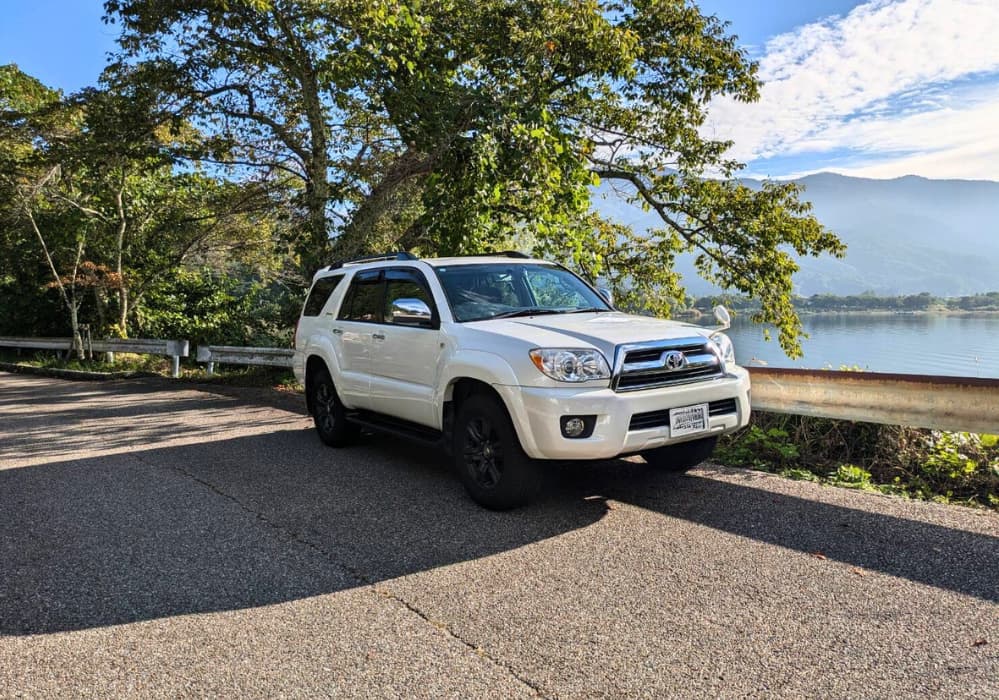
[0,336,190,378]
[748,367,999,434]
[195,345,294,376]
[0,336,75,352]
[4,335,997,433]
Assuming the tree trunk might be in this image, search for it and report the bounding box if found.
[114,173,130,337]
[69,296,84,360]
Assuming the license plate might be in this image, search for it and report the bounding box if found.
[670,403,709,438]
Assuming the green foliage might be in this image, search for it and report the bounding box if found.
[714,425,799,470]
[831,464,873,489]
[717,413,999,510]
[105,0,846,356]
[136,268,298,347]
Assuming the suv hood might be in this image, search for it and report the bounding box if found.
[472,311,711,360]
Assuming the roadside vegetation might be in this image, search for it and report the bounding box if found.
[716,413,999,511]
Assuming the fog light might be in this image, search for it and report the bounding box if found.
[560,415,596,439]
[563,417,586,437]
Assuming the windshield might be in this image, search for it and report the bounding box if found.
[435,263,611,322]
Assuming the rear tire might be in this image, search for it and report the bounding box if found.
[453,394,541,510]
[308,367,359,447]
[641,436,718,472]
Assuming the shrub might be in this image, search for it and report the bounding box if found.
[716,412,999,510]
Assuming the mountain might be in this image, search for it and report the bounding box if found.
[590,172,999,297]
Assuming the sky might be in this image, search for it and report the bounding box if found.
[2,0,998,182]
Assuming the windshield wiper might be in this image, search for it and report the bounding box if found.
[488,308,565,320]
[565,307,613,314]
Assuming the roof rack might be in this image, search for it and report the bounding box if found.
[327,251,417,270]
[461,251,531,259]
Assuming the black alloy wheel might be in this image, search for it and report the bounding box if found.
[309,367,358,447]
[463,415,504,489]
[453,394,541,510]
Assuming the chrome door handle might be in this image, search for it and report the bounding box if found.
[332,328,343,335]
[372,332,385,340]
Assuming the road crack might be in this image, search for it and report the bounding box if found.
[371,585,548,698]
[158,460,547,698]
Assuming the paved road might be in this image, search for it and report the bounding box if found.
[1,371,996,698]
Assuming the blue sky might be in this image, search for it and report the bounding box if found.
[3,1,998,181]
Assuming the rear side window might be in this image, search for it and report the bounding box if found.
[302,275,344,316]
[338,270,383,322]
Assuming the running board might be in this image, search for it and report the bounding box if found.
[346,410,444,447]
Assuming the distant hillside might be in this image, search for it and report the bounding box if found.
[590,173,999,297]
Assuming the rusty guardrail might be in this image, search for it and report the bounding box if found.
[748,367,999,434]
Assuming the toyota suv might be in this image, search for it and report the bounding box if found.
[294,252,750,509]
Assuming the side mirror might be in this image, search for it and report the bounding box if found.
[713,305,731,331]
[597,287,614,307]
[390,298,434,327]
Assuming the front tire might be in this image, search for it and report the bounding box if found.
[641,436,718,472]
[453,394,540,510]
[308,367,358,447]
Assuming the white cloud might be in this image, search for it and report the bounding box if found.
[706,0,999,179]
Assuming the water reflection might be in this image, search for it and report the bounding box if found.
[719,314,999,378]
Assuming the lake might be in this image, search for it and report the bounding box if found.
[714,314,999,379]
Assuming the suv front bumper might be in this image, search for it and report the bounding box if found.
[495,367,751,460]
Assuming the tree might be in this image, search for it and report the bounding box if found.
[104,0,389,272]
[105,0,846,355]
[347,0,845,355]
[1,65,92,355]
[1,64,285,342]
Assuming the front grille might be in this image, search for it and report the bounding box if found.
[612,337,724,392]
[629,398,739,431]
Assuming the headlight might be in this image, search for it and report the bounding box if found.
[710,332,736,364]
[529,348,611,382]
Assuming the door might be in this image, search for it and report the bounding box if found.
[368,267,443,427]
[334,269,383,408]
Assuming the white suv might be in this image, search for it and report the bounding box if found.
[294,252,750,509]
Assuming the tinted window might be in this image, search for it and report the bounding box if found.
[384,268,435,325]
[302,275,344,316]
[338,270,383,322]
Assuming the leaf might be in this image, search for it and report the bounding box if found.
[809,552,827,560]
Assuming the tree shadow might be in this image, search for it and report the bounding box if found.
[550,461,999,603]
[0,428,608,635]
[2,374,996,637]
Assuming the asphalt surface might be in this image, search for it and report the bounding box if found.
[1,371,996,698]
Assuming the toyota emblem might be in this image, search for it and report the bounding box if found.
[663,350,687,370]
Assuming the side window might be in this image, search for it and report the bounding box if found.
[384,268,436,326]
[302,275,344,316]
[337,270,383,322]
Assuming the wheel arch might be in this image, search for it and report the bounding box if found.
[442,376,536,457]
[304,354,331,416]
